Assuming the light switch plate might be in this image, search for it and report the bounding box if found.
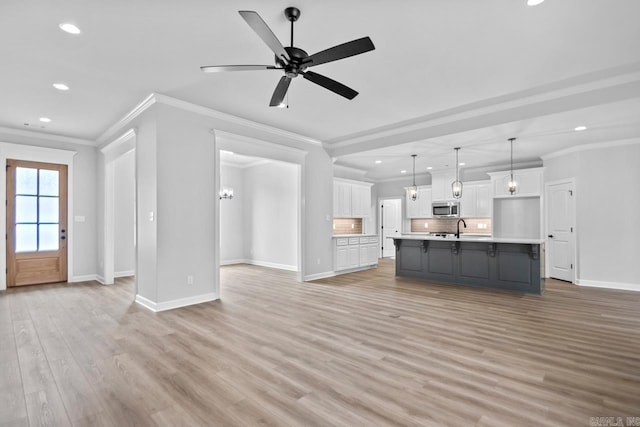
[74,215,85,222]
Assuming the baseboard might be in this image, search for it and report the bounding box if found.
[576,279,640,292]
[114,270,135,278]
[333,264,378,277]
[220,259,250,266]
[221,259,298,272]
[247,259,298,272]
[95,275,106,285]
[135,292,219,312]
[303,271,336,281]
[70,274,99,283]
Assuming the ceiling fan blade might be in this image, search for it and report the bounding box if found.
[239,11,290,63]
[200,65,281,73]
[269,76,292,107]
[303,71,358,100]
[303,37,375,67]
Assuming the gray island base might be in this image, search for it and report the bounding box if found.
[392,236,544,294]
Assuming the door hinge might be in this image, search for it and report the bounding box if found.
[571,264,573,269]
[569,190,573,196]
[571,227,573,232]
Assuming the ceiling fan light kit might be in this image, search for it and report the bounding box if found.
[200,7,375,107]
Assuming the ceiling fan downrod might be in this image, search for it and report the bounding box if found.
[284,7,300,48]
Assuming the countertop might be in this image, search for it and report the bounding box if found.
[332,234,378,238]
[394,234,544,244]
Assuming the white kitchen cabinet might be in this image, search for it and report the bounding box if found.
[333,179,372,218]
[405,187,432,219]
[430,170,456,202]
[460,181,490,217]
[351,184,371,217]
[334,236,378,272]
[489,168,544,198]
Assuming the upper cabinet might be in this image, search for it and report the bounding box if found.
[430,170,457,201]
[333,179,372,218]
[488,167,545,198]
[405,187,432,219]
[460,181,490,217]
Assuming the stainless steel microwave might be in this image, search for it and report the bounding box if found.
[432,201,460,217]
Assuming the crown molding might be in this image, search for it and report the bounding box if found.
[100,128,137,154]
[0,126,95,147]
[96,92,322,149]
[541,137,640,161]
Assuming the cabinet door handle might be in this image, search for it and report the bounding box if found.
[548,235,554,238]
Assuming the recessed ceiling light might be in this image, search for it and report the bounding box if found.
[59,23,81,34]
[427,166,433,170]
[459,162,465,166]
[574,125,587,131]
[39,117,52,123]
[53,83,69,91]
[375,160,382,164]
[220,150,234,155]
[400,170,407,174]
[527,0,544,6]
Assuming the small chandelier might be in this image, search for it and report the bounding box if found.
[409,154,418,201]
[508,138,517,195]
[451,147,463,199]
[219,188,234,200]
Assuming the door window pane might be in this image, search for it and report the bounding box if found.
[16,224,37,252]
[38,224,59,251]
[39,170,59,196]
[16,167,37,195]
[39,197,59,223]
[16,196,37,222]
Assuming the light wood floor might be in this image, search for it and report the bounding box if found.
[1,260,640,426]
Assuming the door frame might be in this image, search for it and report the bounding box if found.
[0,142,76,291]
[377,196,403,258]
[214,130,306,288]
[101,129,137,288]
[544,178,577,282]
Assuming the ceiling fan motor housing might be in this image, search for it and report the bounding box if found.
[278,47,309,77]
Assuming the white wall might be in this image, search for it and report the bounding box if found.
[155,105,217,303]
[113,150,135,276]
[220,164,244,263]
[544,140,640,288]
[243,161,298,270]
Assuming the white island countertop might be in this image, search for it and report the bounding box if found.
[395,234,544,244]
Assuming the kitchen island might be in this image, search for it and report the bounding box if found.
[392,235,544,294]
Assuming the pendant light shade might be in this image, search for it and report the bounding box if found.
[451,147,463,199]
[508,138,517,195]
[409,154,418,201]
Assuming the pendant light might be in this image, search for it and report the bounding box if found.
[508,137,517,195]
[409,154,418,201]
[451,147,462,199]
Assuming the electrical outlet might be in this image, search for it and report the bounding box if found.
[317,258,321,265]
[187,275,194,285]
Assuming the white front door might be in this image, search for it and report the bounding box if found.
[380,199,402,258]
[547,181,575,282]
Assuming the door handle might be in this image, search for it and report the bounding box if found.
[547,235,554,238]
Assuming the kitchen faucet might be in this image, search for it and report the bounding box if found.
[455,218,467,239]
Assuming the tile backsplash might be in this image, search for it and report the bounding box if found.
[411,217,492,234]
[333,218,363,235]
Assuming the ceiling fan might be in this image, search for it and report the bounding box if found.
[200,7,375,107]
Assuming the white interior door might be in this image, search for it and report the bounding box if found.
[547,181,575,282]
[380,199,402,258]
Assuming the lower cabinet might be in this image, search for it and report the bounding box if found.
[335,236,378,271]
